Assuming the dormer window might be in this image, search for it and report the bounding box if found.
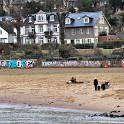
[29,17,32,22]
[84,17,89,23]
[50,15,55,21]
[65,18,71,24]
[37,15,44,22]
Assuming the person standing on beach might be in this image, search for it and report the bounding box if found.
[93,78,98,91]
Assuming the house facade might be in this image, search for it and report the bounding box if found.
[21,10,60,45]
[0,17,15,43]
[64,11,111,47]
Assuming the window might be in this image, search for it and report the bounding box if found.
[82,39,86,44]
[25,38,30,44]
[86,28,91,34]
[0,29,2,34]
[38,36,44,45]
[72,29,76,35]
[25,27,29,34]
[65,18,71,24]
[99,17,104,23]
[29,17,32,22]
[100,27,103,32]
[94,27,98,36]
[37,15,44,22]
[53,37,57,43]
[87,39,91,44]
[53,25,57,32]
[48,27,51,32]
[48,39,51,43]
[105,27,108,34]
[50,15,54,21]
[80,29,83,34]
[84,17,89,23]
[75,39,80,44]
[39,25,43,33]
[32,27,35,34]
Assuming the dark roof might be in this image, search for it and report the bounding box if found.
[0,22,14,34]
[23,15,36,25]
[0,16,14,22]
[65,11,103,27]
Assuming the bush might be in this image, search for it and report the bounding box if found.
[42,43,59,50]
[74,44,94,49]
[58,44,76,59]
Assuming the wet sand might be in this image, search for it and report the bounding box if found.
[0,68,124,114]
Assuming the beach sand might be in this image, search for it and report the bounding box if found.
[0,68,124,114]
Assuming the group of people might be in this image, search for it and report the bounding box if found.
[67,77,110,91]
[93,78,110,91]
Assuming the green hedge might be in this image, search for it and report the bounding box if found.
[74,44,94,49]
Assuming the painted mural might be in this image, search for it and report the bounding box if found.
[0,60,35,68]
[42,60,122,67]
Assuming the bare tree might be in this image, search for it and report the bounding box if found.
[11,16,23,46]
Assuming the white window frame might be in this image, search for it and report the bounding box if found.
[87,39,91,44]
[53,37,57,43]
[39,25,43,33]
[75,39,80,44]
[100,27,103,32]
[99,17,104,24]
[65,18,71,24]
[53,26,57,32]
[86,28,91,34]
[32,27,35,34]
[29,17,32,22]
[48,27,51,32]
[25,27,29,35]
[72,29,76,35]
[25,38,30,44]
[37,15,44,22]
[38,37,44,45]
[84,17,89,23]
[50,15,55,21]
[48,39,51,43]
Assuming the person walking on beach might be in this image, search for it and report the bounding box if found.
[93,78,98,91]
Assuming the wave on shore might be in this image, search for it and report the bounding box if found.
[0,103,124,124]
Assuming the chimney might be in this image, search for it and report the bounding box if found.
[2,17,7,23]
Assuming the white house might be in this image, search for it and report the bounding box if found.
[0,18,15,43]
[21,10,60,45]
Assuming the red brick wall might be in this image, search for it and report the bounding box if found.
[98,35,118,42]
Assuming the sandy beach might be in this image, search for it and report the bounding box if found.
[0,67,124,114]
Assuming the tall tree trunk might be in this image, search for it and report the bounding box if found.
[57,11,65,45]
[17,27,21,45]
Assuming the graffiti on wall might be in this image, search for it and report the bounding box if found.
[0,60,35,68]
[42,60,123,67]
[42,61,101,67]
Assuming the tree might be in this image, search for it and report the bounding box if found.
[11,16,23,46]
[109,0,122,10]
[25,0,43,14]
[77,0,95,12]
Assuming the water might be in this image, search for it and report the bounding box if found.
[0,103,124,124]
